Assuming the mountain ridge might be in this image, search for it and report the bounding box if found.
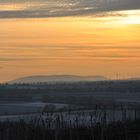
[8,75,108,84]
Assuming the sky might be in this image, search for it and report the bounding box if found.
[0,0,140,82]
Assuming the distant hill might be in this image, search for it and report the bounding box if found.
[8,75,108,84]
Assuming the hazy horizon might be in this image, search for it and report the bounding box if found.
[0,0,140,82]
[1,74,140,83]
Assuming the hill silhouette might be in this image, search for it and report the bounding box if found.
[9,75,108,84]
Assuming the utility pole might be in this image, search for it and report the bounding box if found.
[116,73,119,80]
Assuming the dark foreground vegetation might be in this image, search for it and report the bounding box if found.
[0,118,140,140]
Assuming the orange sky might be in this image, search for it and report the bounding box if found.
[0,11,140,82]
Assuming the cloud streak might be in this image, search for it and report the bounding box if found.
[0,0,140,18]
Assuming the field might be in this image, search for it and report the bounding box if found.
[0,80,140,139]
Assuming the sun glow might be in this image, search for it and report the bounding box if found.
[121,16,140,24]
[118,10,140,24]
[83,10,140,26]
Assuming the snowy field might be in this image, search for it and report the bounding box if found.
[0,100,140,128]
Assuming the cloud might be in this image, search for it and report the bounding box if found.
[0,57,33,62]
[0,0,140,18]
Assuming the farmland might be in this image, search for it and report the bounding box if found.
[0,80,140,139]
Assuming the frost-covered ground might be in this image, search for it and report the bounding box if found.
[0,100,140,127]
